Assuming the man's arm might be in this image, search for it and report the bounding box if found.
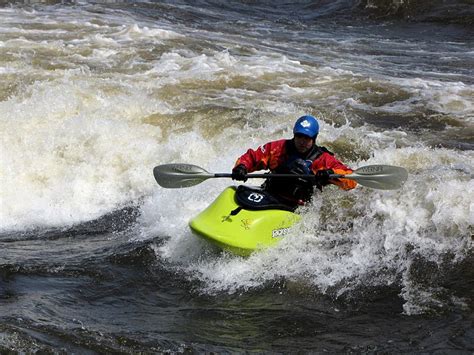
[234,139,286,173]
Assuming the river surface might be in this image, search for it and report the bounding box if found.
[0,0,473,353]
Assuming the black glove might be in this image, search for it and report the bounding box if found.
[313,169,334,190]
[232,164,248,182]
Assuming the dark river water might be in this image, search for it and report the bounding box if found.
[0,0,473,352]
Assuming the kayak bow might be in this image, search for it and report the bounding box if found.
[189,186,300,256]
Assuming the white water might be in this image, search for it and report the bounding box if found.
[140,144,472,314]
[1,4,472,314]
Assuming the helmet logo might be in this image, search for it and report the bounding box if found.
[300,120,311,128]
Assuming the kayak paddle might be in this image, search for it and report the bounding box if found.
[153,163,408,190]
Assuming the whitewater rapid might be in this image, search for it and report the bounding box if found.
[0,3,472,315]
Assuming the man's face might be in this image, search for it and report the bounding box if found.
[294,133,314,154]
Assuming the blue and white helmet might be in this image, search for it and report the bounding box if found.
[293,115,319,139]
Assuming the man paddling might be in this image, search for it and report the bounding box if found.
[231,115,356,206]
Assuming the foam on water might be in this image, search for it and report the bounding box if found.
[142,143,472,314]
[0,49,307,230]
[1,3,472,314]
[0,77,166,230]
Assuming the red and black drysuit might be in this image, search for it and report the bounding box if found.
[234,138,357,206]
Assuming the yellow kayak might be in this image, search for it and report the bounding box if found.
[189,186,301,256]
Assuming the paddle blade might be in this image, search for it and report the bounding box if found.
[349,165,408,190]
[153,164,213,188]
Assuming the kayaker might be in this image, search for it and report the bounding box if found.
[231,115,357,206]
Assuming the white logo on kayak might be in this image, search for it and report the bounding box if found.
[248,193,264,203]
[300,119,311,128]
[272,227,291,238]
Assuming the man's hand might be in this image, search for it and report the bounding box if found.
[232,164,248,182]
[313,169,334,190]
